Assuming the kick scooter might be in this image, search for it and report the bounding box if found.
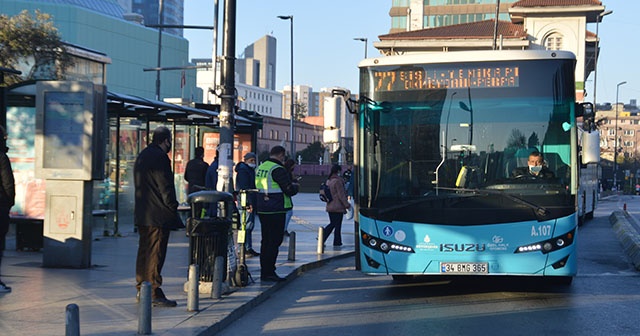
[235,188,258,286]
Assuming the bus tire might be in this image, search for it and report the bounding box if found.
[392,275,415,283]
[578,191,587,226]
[551,276,573,286]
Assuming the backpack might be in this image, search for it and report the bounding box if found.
[319,181,333,203]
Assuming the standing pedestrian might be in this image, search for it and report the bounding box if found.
[322,164,350,247]
[134,126,182,307]
[184,146,208,195]
[255,146,298,282]
[283,159,298,236]
[205,150,219,191]
[344,165,354,200]
[235,152,259,257]
[0,126,15,293]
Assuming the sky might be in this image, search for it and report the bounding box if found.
[184,0,637,106]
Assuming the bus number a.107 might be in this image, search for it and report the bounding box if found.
[531,225,552,237]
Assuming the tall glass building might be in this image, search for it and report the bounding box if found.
[390,0,518,33]
[0,0,192,100]
[131,0,184,37]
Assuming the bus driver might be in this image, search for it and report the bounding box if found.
[512,151,555,179]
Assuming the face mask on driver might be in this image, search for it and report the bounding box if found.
[529,165,543,174]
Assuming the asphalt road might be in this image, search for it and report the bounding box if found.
[218,197,640,336]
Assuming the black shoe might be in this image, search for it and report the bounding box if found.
[0,281,11,293]
[333,243,343,247]
[261,274,286,282]
[152,297,177,307]
[246,248,260,257]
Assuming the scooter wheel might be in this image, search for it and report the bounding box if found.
[235,265,249,287]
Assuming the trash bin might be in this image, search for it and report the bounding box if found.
[186,190,234,282]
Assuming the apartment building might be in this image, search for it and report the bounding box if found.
[389,0,518,33]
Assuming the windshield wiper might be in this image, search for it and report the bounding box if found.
[437,187,550,218]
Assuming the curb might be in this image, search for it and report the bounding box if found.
[609,211,640,271]
[197,251,355,335]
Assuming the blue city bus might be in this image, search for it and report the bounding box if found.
[350,50,594,284]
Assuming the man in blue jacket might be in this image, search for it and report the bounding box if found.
[134,126,182,307]
[255,146,298,282]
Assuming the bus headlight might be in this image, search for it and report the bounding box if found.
[361,231,414,254]
[514,228,575,254]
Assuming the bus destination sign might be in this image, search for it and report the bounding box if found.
[374,66,520,91]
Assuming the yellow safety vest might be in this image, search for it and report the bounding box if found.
[255,160,292,213]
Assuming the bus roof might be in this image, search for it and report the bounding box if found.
[358,50,576,68]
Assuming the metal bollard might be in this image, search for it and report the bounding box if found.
[138,281,152,335]
[65,303,80,336]
[187,264,199,312]
[317,227,324,254]
[287,231,296,261]
[211,255,224,299]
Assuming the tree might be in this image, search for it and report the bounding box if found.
[293,100,307,121]
[527,132,540,149]
[507,129,526,149]
[0,10,74,86]
[297,141,325,163]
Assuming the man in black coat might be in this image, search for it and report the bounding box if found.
[0,126,15,293]
[184,146,208,195]
[134,126,181,307]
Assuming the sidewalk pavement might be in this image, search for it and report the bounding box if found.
[0,192,354,335]
[606,194,640,271]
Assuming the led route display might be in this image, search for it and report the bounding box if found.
[374,66,520,91]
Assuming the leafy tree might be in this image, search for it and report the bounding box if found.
[507,129,526,148]
[0,10,74,86]
[297,141,325,163]
[294,100,307,121]
[527,132,540,149]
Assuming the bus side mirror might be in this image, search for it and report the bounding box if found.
[581,130,600,164]
[576,102,594,120]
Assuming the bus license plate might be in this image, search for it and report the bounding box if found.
[440,262,488,274]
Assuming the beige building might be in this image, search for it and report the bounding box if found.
[378,0,607,102]
[255,116,323,158]
[389,0,518,33]
[597,104,640,165]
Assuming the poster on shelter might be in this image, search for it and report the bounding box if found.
[7,106,46,219]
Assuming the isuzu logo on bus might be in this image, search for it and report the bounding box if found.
[440,243,486,252]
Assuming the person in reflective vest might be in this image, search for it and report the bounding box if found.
[255,145,299,282]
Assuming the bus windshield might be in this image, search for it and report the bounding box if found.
[359,58,576,225]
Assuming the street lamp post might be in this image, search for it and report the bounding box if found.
[353,37,368,58]
[278,15,295,157]
[614,80,627,191]
[592,10,613,109]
